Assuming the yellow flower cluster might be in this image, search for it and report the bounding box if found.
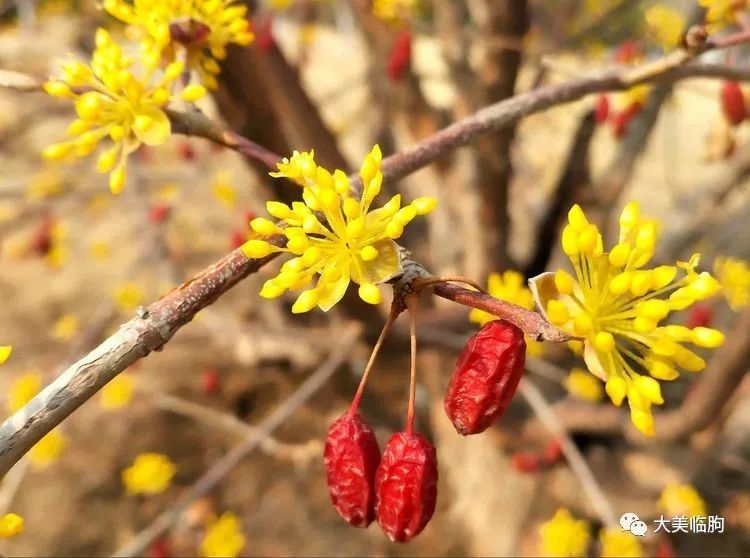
[122,452,176,495]
[539,508,590,557]
[714,256,750,310]
[645,5,685,50]
[565,367,604,402]
[372,0,419,24]
[201,512,246,558]
[531,202,725,436]
[658,483,708,517]
[43,29,205,194]
[100,374,134,410]
[0,514,24,538]
[699,0,749,27]
[470,271,543,356]
[103,0,254,89]
[8,372,42,413]
[241,146,437,312]
[29,430,66,468]
[599,528,643,558]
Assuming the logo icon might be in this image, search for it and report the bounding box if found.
[620,513,648,537]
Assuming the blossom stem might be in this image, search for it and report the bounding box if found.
[405,295,418,435]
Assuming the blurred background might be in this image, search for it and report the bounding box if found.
[0,0,748,556]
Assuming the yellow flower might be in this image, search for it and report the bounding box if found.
[122,452,176,495]
[114,282,144,313]
[645,5,685,50]
[599,528,643,558]
[90,239,111,261]
[0,513,24,538]
[613,84,651,111]
[242,145,436,312]
[103,0,254,89]
[0,345,11,365]
[201,512,246,558]
[699,0,748,27]
[714,256,750,310]
[25,168,65,201]
[658,483,707,517]
[372,0,418,24]
[43,29,196,194]
[565,367,604,402]
[530,202,725,437]
[8,372,42,413]
[29,430,66,468]
[539,508,590,557]
[212,171,237,209]
[470,271,543,356]
[52,314,79,341]
[100,374,134,409]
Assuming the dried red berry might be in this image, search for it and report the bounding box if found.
[444,320,526,435]
[149,204,171,224]
[542,439,563,465]
[375,432,438,542]
[510,451,541,473]
[387,28,412,82]
[201,368,220,394]
[595,95,609,124]
[686,303,713,328]
[324,412,381,527]
[721,81,746,126]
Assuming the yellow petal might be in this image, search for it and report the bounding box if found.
[131,106,170,146]
[352,238,400,285]
[0,346,11,365]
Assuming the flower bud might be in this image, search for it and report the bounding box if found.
[375,432,438,542]
[444,320,526,435]
[324,413,381,527]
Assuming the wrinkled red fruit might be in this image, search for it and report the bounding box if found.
[595,95,609,124]
[511,451,541,473]
[375,432,438,542]
[444,320,526,435]
[324,412,381,527]
[687,303,713,328]
[721,81,746,126]
[387,28,412,82]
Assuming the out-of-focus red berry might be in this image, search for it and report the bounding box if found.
[543,439,563,465]
[511,451,541,473]
[148,537,171,558]
[595,95,610,124]
[149,204,171,224]
[230,229,247,250]
[201,368,220,394]
[387,28,412,82]
[256,17,276,52]
[614,40,641,64]
[176,141,196,161]
[612,102,643,138]
[721,81,746,126]
[687,303,713,328]
[30,213,54,256]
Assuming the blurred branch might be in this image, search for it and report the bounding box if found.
[112,325,361,557]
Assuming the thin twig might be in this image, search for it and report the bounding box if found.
[112,324,361,557]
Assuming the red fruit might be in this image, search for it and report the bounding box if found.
[595,95,609,124]
[375,432,438,542]
[324,412,381,527]
[612,102,642,139]
[721,81,746,126]
[242,209,257,223]
[176,141,196,161]
[148,537,171,558]
[149,204,171,224]
[614,40,641,64]
[511,451,541,473]
[229,229,247,249]
[387,28,412,82]
[444,320,527,435]
[543,439,563,464]
[256,17,276,52]
[30,213,54,255]
[201,368,220,394]
[687,303,713,328]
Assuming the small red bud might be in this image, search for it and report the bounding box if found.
[375,432,438,542]
[387,28,412,82]
[686,303,713,328]
[444,320,526,435]
[201,368,220,394]
[324,412,381,527]
[595,95,609,124]
[149,204,171,224]
[543,439,563,465]
[510,451,541,473]
[721,81,746,126]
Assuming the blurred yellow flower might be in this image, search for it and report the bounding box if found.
[29,430,66,468]
[599,527,643,557]
[0,513,24,538]
[614,84,651,111]
[243,145,435,312]
[103,0,254,89]
[52,314,79,341]
[539,508,590,557]
[530,202,724,437]
[658,483,708,517]
[90,239,111,261]
[372,0,418,24]
[100,374,134,410]
[565,367,604,402]
[123,452,176,495]
[25,168,65,201]
[0,345,11,365]
[470,271,543,356]
[645,5,685,50]
[201,512,246,558]
[212,172,237,209]
[699,0,748,27]
[114,282,144,313]
[46,221,70,269]
[8,372,42,413]
[714,256,750,310]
